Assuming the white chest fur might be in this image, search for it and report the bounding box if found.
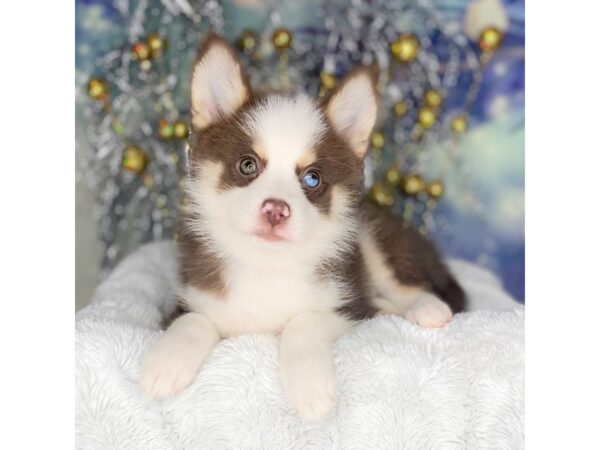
[183,261,342,338]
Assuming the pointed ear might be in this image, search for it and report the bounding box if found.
[323,67,379,158]
[191,35,251,130]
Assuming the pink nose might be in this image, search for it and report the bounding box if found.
[262,198,291,227]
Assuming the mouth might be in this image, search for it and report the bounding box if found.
[253,228,289,242]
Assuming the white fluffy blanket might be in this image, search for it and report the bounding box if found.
[76,241,524,449]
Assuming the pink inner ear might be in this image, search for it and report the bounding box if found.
[207,79,223,120]
[339,109,362,138]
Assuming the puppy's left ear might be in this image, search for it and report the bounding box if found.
[323,67,379,158]
[191,35,251,130]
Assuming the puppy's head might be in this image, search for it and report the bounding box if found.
[186,35,378,264]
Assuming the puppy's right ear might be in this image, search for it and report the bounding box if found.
[191,35,251,130]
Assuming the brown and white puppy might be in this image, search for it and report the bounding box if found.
[140,35,466,422]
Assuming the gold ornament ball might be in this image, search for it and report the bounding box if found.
[272,28,292,51]
[451,115,468,134]
[370,183,394,207]
[158,120,174,139]
[320,72,337,90]
[427,180,444,199]
[371,131,385,149]
[402,174,426,196]
[132,41,151,61]
[87,78,109,101]
[385,165,402,187]
[122,146,148,174]
[394,101,408,117]
[390,34,419,63]
[479,27,503,53]
[238,30,258,53]
[417,107,436,129]
[147,33,166,59]
[424,89,443,109]
[173,121,189,139]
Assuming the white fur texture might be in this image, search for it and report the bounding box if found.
[186,96,356,269]
[279,312,351,421]
[76,242,524,449]
[180,91,365,416]
[183,157,356,340]
[244,95,326,163]
[140,312,219,398]
[181,95,360,340]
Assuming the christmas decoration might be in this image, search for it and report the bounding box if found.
[271,28,293,51]
[369,182,395,207]
[393,101,407,117]
[390,34,420,64]
[417,107,437,129]
[424,90,443,109]
[87,78,108,101]
[132,41,151,61]
[385,165,402,187]
[173,121,189,139]
[371,132,385,150]
[451,115,468,134]
[402,174,426,197]
[76,0,524,300]
[122,146,148,174]
[427,180,444,200]
[147,33,166,58]
[238,29,258,54]
[478,27,504,53]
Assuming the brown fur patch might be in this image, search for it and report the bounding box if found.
[189,97,269,191]
[298,122,365,214]
[360,202,466,313]
[318,241,377,321]
[178,213,228,298]
[189,35,267,192]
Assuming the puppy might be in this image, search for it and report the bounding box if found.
[140,35,465,422]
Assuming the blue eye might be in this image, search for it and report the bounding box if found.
[302,170,321,189]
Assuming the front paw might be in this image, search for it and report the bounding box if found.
[405,293,453,328]
[281,357,338,422]
[140,337,204,399]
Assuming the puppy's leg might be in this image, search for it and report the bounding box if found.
[362,231,455,328]
[279,311,350,422]
[404,292,453,328]
[140,312,219,399]
[360,204,466,328]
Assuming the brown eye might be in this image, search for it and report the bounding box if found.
[239,156,258,176]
